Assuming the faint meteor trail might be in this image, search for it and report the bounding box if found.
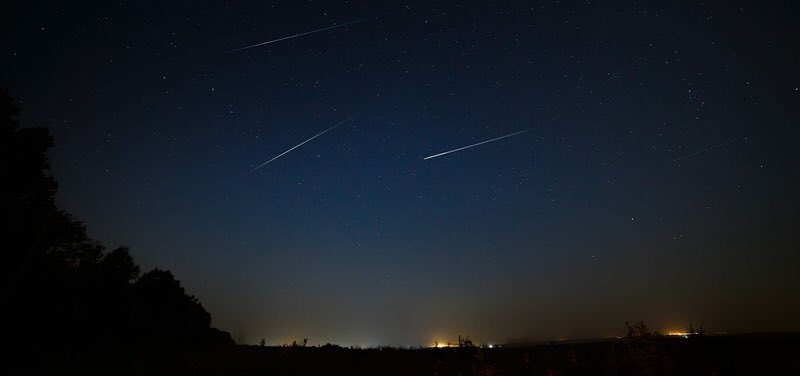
[227,20,361,53]
[423,128,534,160]
[251,118,350,172]
[672,137,742,163]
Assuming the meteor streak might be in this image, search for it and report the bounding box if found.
[423,128,534,160]
[251,118,350,172]
[227,20,361,53]
[672,137,742,163]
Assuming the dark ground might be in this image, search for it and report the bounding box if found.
[192,334,800,375]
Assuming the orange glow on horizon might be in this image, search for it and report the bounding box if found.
[665,331,690,337]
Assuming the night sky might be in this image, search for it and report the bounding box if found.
[3,1,799,346]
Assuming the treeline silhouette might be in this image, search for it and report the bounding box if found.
[1,89,232,374]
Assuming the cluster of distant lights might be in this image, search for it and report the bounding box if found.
[278,329,724,348]
[665,332,692,339]
[665,331,728,338]
[432,343,500,349]
[270,330,726,349]
[431,330,717,348]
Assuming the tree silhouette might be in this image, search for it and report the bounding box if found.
[1,90,232,374]
[2,88,77,291]
[686,322,706,337]
[100,247,141,282]
[458,334,474,347]
[132,269,213,347]
[623,321,661,373]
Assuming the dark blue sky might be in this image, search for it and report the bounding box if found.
[3,1,799,346]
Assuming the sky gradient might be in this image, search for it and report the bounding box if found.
[2,1,799,346]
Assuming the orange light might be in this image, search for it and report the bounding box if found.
[665,332,690,338]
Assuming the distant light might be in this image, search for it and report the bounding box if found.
[432,341,458,348]
[666,332,690,337]
[488,344,494,349]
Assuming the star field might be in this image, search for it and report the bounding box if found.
[2,1,799,346]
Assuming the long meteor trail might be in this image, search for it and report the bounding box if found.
[251,118,350,172]
[423,128,534,160]
[672,137,742,163]
[227,20,360,53]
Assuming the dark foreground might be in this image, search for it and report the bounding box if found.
[194,334,799,375]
